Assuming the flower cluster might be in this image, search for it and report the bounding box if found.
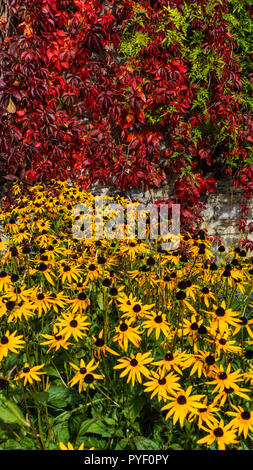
[0,180,252,450]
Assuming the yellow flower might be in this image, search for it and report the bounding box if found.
[206,363,244,394]
[0,330,25,361]
[203,300,241,335]
[226,405,253,439]
[56,313,90,341]
[161,386,206,427]
[14,363,45,385]
[68,358,103,393]
[144,370,181,402]
[113,319,142,351]
[59,442,94,450]
[197,419,239,450]
[114,352,153,386]
[141,311,172,340]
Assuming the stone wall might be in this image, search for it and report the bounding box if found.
[90,179,252,249]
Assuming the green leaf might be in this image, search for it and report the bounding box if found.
[34,391,49,405]
[115,438,130,450]
[47,384,77,409]
[51,422,70,443]
[133,436,160,450]
[0,400,29,427]
[80,418,115,438]
[20,437,38,450]
[0,439,22,450]
[169,443,183,450]
[96,291,104,310]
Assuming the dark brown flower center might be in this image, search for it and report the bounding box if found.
[216,307,225,317]
[23,367,30,373]
[6,300,16,311]
[79,367,87,375]
[133,304,142,313]
[213,427,224,437]
[158,377,166,385]
[177,395,187,405]
[205,355,215,365]
[201,287,209,294]
[78,292,87,301]
[130,359,138,367]
[164,353,173,361]
[63,265,71,272]
[219,338,226,345]
[37,293,45,300]
[70,319,78,328]
[219,372,227,380]
[95,338,105,347]
[0,336,9,345]
[88,264,96,271]
[241,411,250,420]
[154,315,163,324]
[84,373,94,384]
[119,323,128,332]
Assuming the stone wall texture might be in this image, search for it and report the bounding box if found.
[90,179,253,249]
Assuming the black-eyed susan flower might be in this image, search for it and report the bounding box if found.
[35,261,56,286]
[92,329,119,360]
[198,286,216,308]
[226,405,253,439]
[40,325,72,352]
[117,294,155,320]
[206,331,242,358]
[31,290,53,317]
[158,273,175,292]
[188,397,220,429]
[0,330,25,361]
[244,364,253,386]
[177,314,204,348]
[212,384,251,406]
[113,319,142,351]
[67,292,90,314]
[5,284,34,304]
[56,313,90,341]
[203,300,241,336]
[59,263,82,284]
[0,238,7,252]
[114,352,153,387]
[161,386,206,427]
[7,301,35,324]
[49,291,68,313]
[153,350,188,375]
[232,316,253,339]
[183,350,219,378]
[14,363,45,385]
[141,311,171,340]
[0,271,12,292]
[144,370,181,402]
[197,419,239,450]
[59,442,94,450]
[206,363,245,394]
[118,240,149,260]
[68,358,103,393]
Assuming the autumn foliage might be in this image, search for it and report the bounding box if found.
[0,0,252,234]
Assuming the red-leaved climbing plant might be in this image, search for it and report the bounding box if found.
[0,0,252,236]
